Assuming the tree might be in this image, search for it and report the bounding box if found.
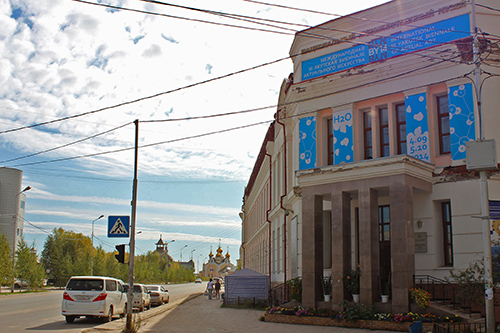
[15,239,45,290]
[0,233,14,288]
[41,228,90,287]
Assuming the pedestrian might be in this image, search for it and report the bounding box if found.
[206,278,214,300]
[214,278,221,299]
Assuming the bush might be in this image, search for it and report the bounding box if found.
[286,277,302,302]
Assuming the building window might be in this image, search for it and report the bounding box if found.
[396,103,406,154]
[437,95,450,155]
[364,111,372,159]
[327,118,334,165]
[379,107,389,157]
[442,201,453,266]
[379,206,390,241]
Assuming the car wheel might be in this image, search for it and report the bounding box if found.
[147,302,151,310]
[140,303,144,312]
[103,306,113,322]
[166,296,169,303]
[120,303,127,318]
[65,316,75,324]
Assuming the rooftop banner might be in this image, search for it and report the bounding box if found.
[302,14,470,81]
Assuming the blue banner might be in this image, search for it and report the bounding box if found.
[332,109,353,164]
[405,93,430,162]
[302,14,470,81]
[299,116,317,170]
[448,83,475,160]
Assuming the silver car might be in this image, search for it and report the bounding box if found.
[125,284,151,311]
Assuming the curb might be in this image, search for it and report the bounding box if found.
[81,292,203,333]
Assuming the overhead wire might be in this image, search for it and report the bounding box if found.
[3,0,473,137]
[10,120,272,167]
[0,121,134,164]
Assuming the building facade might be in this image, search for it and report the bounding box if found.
[0,167,28,256]
[241,0,500,313]
[200,245,236,278]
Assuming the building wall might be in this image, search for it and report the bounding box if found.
[241,0,500,310]
[0,167,25,256]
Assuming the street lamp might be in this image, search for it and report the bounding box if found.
[91,215,105,276]
[11,186,31,292]
[180,244,188,261]
[190,249,196,261]
[197,253,203,272]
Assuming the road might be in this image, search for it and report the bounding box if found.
[0,282,206,333]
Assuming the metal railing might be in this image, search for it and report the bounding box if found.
[269,282,290,306]
[414,275,481,315]
[433,322,487,333]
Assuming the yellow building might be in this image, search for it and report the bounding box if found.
[201,245,236,278]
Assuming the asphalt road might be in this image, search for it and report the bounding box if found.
[0,283,205,333]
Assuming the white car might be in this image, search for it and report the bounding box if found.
[145,285,169,306]
[125,283,151,311]
[61,276,127,323]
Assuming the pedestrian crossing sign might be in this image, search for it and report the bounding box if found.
[108,216,130,238]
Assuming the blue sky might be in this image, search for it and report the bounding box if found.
[0,0,388,272]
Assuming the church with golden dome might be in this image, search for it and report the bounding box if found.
[200,243,236,278]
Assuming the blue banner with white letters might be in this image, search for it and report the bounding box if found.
[332,109,354,164]
[302,14,470,81]
[448,83,475,160]
[405,93,430,162]
[299,116,317,170]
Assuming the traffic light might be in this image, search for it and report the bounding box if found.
[115,244,126,264]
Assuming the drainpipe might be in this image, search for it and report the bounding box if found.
[276,109,288,288]
[265,151,272,286]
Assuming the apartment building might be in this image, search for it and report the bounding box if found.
[241,0,500,313]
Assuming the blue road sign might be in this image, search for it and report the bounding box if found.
[108,216,130,238]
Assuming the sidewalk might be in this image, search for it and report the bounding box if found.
[140,294,394,333]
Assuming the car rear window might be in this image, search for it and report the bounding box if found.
[106,279,117,291]
[133,285,142,292]
[66,278,104,291]
[146,286,159,291]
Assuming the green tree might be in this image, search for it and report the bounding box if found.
[15,239,46,290]
[0,233,14,288]
[41,228,90,286]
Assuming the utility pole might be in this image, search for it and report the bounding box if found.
[126,119,139,332]
[471,1,495,332]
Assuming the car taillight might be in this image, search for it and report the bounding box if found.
[93,293,108,302]
[63,292,74,301]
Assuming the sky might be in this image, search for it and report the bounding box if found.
[0,0,389,272]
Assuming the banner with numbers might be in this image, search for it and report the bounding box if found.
[405,93,430,162]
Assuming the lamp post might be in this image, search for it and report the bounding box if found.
[190,249,195,260]
[91,215,104,276]
[180,245,188,261]
[197,253,202,272]
[11,186,31,292]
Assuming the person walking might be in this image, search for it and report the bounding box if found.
[214,278,221,299]
[206,278,214,300]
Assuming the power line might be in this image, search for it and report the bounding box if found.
[476,3,500,13]
[2,2,470,136]
[10,120,272,167]
[0,121,133,164]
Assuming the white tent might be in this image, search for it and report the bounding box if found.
[224,268,269,301]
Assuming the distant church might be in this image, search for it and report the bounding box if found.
[155,235,194,271]
[200,243,236,278]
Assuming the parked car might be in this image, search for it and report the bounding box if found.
[125,284,151,311]
[195,278,202,283]
[61,276,127,324]
[145,285,169,306]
